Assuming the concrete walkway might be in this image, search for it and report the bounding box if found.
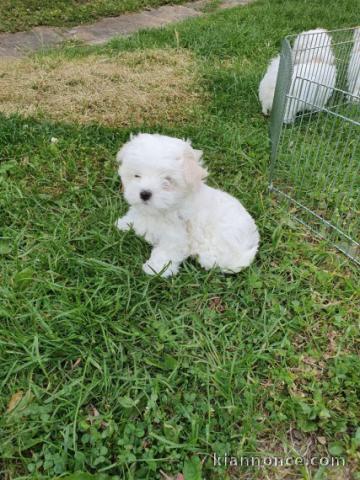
[0,0,252,57]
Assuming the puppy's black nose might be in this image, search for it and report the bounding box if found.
[140,190,152,201]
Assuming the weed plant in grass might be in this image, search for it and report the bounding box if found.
[0,0,359,478]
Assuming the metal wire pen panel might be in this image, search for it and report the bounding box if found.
[269,27,360,265]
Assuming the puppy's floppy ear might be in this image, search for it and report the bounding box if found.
[181,146,207,189]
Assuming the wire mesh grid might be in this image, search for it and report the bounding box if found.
[269,27,360,265]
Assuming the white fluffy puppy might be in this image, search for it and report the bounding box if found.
[347,28,360,102]
[116,133,259,277]
[259,57,336,121]
[259,28,336,119]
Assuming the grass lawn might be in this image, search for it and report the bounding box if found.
[0,0,359,479]
[0,0,191,33]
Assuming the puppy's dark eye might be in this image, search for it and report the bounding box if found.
[134,174,141,179]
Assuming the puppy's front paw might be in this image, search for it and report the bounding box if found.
[115,216,132,232]
[142,261,178,278]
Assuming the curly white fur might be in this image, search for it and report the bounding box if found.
[115,133,259,277]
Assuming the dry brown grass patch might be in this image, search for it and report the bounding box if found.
[0,49,202,127]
